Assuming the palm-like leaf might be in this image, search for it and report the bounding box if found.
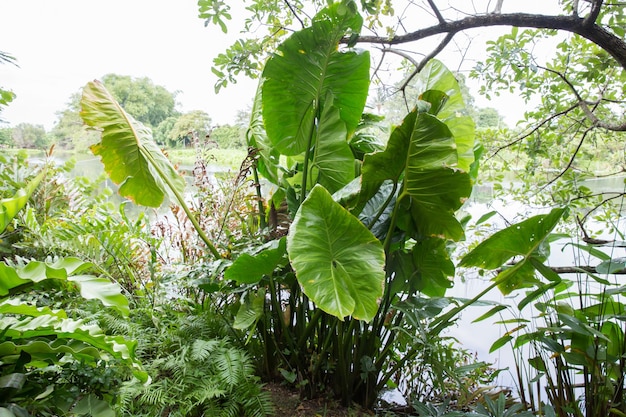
[80,80,185,208]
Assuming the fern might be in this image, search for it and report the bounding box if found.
[191,338,220,361]
[215,346,248,386]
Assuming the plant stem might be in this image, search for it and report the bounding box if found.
[140,147,222,259]
[300,102,318,206]
[251,161,267,229]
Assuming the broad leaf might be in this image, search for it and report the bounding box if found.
[262,3,369,155]
[310,101,355,193]
[460,208,566,294]
[0,171,44,234]
[247,79,280,185]
[362,110,472,240]
[388,238,455,297]
[225,238,287,284]
[287,185,385,321]
[414,59,475,171]
[80,80,185,207]
[0,258,129,316]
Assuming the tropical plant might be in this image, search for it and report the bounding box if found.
[78,0,483,410]
[106,303,274,417]
[0,158,147,416]
[218,1,480,409]
[460,206,626,417]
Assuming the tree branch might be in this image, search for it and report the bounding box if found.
[583,0,604,26]
[540,124,595,191]
[540,64,626,131]
[398,32,455,92]
[426,0,446,24]
[349,13,626,70]
[488,102,579,160]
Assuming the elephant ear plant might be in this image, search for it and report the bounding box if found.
[233,0,477,408]
[0,173,146,417]
[77,0,477,409]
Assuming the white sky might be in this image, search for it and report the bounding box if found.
[0,0,561,131]
[0,0,258,130]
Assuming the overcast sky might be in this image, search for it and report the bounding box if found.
[0,0,258,130]
[0,1,560,131]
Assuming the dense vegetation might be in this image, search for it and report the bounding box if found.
[1,0,626,416]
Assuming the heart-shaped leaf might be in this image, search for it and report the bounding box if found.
[288,185,385,321]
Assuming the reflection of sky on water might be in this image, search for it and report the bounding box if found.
[450,180,626,401]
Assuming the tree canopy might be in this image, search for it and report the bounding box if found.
[203,0,625,219]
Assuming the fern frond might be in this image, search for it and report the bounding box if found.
[191,338,220,361]
[215,347,248,387]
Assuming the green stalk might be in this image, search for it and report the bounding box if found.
[140,147,222,259]
[299,102,319,206]
[251,162,267,229]
[430,280,499,335]
[297,307,323,351]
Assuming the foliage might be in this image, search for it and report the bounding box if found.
[223,3,476,409]
[77,3,483,411]
[0,152,150,416]
[50,92,101,152]
[0,50,17,123]
[167,110,212,148]
[10,124,49,150]
[462,209,626,417]
[99,74,179,129]
[210,124,246,149]
[80,80,221,258]
[51,74,180,152]
[109,304,274,417]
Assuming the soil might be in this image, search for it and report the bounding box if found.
[264,382,379,417]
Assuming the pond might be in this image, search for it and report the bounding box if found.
[448,176,626,398]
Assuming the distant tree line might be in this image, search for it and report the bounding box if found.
[0,74,248,151]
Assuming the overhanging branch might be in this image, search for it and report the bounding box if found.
[349,13,626,70]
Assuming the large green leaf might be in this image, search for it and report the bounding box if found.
[310,100,355,193]
[247,79,280,185]
[0,258,129,316]
[388,238,455,297]
[361,110,472,240]
[459,208,566,294]
[0,316,148,382]
[80,80,185,208]
[262,2,369,156]
[225,238,287,284]
[287,185,385,321]
[0,171,44,234]
[414,59,475,171]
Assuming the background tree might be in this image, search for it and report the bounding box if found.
[168,110,212,148]
[153,115,178,147]
[51,74,180,151]
[100,74,179,128]
[0,126,13,147]
[51,92,100,151]
[11,123,49,149]
[210,124,246,149]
